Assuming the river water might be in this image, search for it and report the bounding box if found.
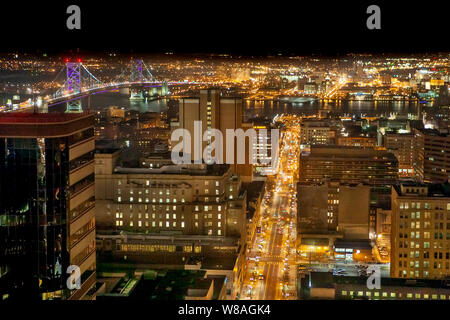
[3,91,429,119]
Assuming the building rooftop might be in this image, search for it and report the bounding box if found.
[113,164,231,176]
[334,239,372,250]
[394,182,450,198]
[416,127,449,138]
[310,272,450,289]
[0,112,94,137]
[302,145,396,160]
[0,112,92,124]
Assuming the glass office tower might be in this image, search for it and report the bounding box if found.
[0,112,96,300]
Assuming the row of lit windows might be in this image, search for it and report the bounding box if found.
[398,241,450,249]
[401,224,450,232]
[341,290,450,300]
[126,189,184,195]
[195,205,222,212]
[399,202,450,210]
[398,232,450,240]
[113,204,222,212]
[117,196,230,204]
[117,213,185,220]
[118,180,221,187]
[116,220,186,228]
[399,260,450,268]
[399,211,450,220]
[121,188,223,196]
[120,244,184,252]
[118,196,186,203]
[398,268,449,277]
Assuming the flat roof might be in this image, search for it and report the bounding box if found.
[114,164,231,176]
[303,145,396,160]
[0,112,92,124]
[301,238,329,246]
[394,183,450,198]
[310,272,450,289]
[334,239,372,250]
[0,112,94,138]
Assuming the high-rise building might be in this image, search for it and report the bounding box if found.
[94,149,247,265]
[252,119,276,177]
[383,133,415,178]
[297,182,370,238]
[337,136,377,148]
[299,119,331,146]
[299,146,398,186]
[391,183,450,279]
[299,146,398,208]
[0,112,96,300]
[414,128,450,183]
[176,89,252,181]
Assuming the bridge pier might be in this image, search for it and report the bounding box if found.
[130,90,144,100]
[148,87,159,96]
[40,101,48,113]
[65,99,82,113]
[161,81,169,96]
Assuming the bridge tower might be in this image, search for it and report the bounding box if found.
[65,62,83,113]
[129,59,154,100]
[130,59,147,83]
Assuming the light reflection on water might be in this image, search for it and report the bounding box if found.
[245,98,425,119]
[49,92,168,113]
[47,92,426,119]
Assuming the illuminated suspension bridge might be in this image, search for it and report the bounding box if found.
[12,58,201,113]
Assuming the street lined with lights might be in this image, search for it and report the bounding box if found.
[241,115,300,300]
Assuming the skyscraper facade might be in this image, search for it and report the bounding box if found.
[0,112,96,300]
[176,89,253,181]
[391,183,450,279]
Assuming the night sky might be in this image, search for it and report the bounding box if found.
[2,1,449,56]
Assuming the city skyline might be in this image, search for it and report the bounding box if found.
[1,3,450,314]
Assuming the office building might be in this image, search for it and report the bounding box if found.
[176,89,253,181]
[305,272,450,300]
[252,119,277,177]
[299,119,331,146]
[383,133,415,178]
[414,128,450,183]
[391,183,450,279]
[337,136,377,148]
[0,112,96,300]
[299,146,398,186]
[94,149,247,265]
[296,182,371,259]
